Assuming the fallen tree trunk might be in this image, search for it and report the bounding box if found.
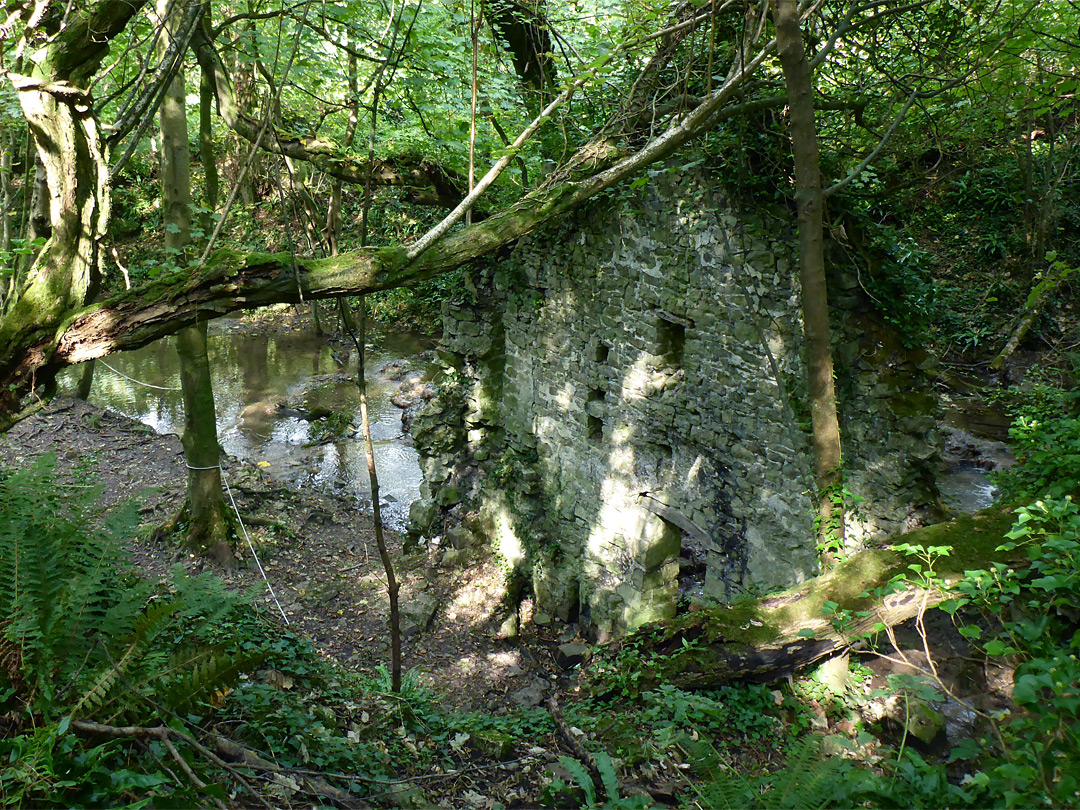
[0,0,786,427]
[990,261,1076,372]
[586,504,1024,695]
[4,35,781,426]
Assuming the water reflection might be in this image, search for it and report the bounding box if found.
[64,317,435,531]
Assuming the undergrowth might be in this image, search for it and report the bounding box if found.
[3,438,1078,807]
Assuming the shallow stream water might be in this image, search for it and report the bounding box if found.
[938,463,999,512]
[64,317,436,532]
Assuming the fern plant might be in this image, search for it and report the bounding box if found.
[0,454,261,723]
[0,453,149,714]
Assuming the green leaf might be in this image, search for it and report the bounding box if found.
[984,639,1008,656]
[1012,674,1039,704]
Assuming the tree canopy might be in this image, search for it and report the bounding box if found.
[0,0,1078,423]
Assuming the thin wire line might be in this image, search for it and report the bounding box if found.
[187,462,291,625]
[98,360,184,391]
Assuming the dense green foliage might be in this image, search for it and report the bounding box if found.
[992,369,1080,502]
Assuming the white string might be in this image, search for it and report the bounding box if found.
[186,461,291,625]
[99,360,183,391]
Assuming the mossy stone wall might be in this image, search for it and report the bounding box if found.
[410,172,940,640]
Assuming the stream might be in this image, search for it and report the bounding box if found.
[63,317,436,532]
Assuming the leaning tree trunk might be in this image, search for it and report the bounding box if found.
[155,0,233,560]
[0,75,109,412]
[2,0,776,421]
[774,0,844,553]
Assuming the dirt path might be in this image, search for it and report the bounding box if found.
[0,397,580,717]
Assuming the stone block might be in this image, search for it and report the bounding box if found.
[555,642,591,670]
[400,591,439,636]
[436,485,463,507]
[533,559,579,621]
[446,526,477,549]
[641,522,681,571]
[409,498,439,531]
[440,548,470,567]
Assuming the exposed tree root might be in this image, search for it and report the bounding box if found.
[153,498,237,566]
[549,693,606,802]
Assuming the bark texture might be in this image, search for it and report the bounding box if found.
[774,0,844,549]
[157,0,232,557]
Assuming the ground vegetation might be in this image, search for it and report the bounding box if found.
[1,0,1080,806]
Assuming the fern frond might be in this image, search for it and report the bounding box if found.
[155,645,266,717]
[557,755,597,806]
[678,734,756,810]
[73,600,183,719]
[1,453,144,707]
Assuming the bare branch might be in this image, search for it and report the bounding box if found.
[824,89,916,198]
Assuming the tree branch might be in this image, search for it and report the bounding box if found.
[823,89,916,198]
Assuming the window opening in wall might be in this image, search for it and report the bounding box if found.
[587,414,603,442]
[657,317,686,367]
[587,387,606,404]
[594,343,610,364]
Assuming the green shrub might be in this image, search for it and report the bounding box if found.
[0,454,262,805]
[939,497,1080,808]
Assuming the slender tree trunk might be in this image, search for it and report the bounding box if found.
[200,25,219,230]
[351,47,402,690]
[1,133,12,257]
[0,131,14,306]
[773,0,844,553]
[233,13,260,205]
[157,0,232,560]
[75,361,95,400]
[348,295,402,691]
[327,51,359,256]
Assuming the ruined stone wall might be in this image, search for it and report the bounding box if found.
[410,171,940,640]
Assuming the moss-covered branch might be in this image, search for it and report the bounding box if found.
[2,5,778,425]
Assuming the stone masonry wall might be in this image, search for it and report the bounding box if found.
[409,171,941,641]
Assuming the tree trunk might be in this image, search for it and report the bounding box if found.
[354,295,401,691]
[0,132,15,305]
[326,51,359,256]
[174,321,233,561]
[200,25,220,233]
[1,133,12,257]
[773,0,845,554]
[1,81,109,412]
[990,262,1075,372]
[157,0,232,559]
[75,361,95,400]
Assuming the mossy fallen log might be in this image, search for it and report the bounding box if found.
[586,504,1025,695]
